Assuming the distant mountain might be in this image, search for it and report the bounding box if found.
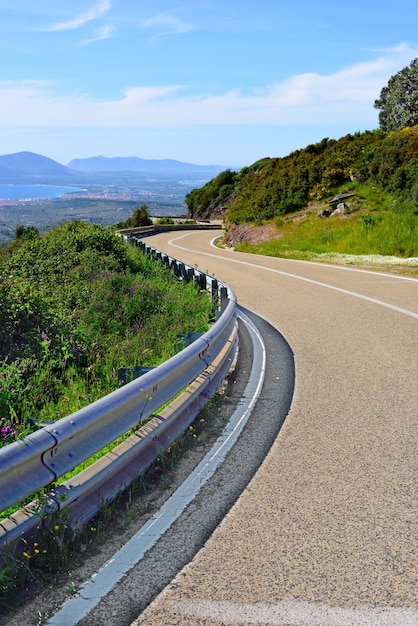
[66,155,226,178]
[0,151,228,184]
[0,151,75,180]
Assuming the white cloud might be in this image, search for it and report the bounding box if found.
[0,44,417,129]
[49,0,112,32]
[79,24,115,45]
[140,13,195,38]
[118,86,182,105]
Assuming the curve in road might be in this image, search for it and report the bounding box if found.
[133,230,418,626]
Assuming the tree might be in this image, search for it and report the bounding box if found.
[374,58,418,131]
[119,204,153,228]
[15,225,39,239]
[130,204,153,227]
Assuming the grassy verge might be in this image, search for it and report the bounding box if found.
[0,221,212,447]
[233,184,417,274]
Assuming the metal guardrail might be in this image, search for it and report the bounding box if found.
[0,229,237,546]
[116,222,223,238]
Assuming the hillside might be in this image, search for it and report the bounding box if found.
[0,220,211,436]
[185,127,418,258]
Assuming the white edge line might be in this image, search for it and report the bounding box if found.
[166,234,418,320]
[45,309,266,626]
[208,235,418,282]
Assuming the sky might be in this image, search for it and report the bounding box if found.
[1,1,418,168]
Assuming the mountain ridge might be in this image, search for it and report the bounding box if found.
[0,151,227,182]
[66,155,226,175]
[0,151,75,179]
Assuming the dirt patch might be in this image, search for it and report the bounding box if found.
[225,222,282,247]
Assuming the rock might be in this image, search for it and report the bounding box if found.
[330,202,349,216]
[349,170,366,182]
[317,209,331,218]
[328,193,355,209]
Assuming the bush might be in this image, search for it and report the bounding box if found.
[0,221,211,442]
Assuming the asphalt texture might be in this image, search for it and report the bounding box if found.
[130,230,418,626]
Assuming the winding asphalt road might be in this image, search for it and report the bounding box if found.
[133,230,418,626]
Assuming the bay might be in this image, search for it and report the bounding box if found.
[0,184,84,200]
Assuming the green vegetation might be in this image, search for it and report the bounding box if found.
[114,203,153,228]
[0,220,211,447]
[156,216,175,224]
[374,58,418,131]
[236,184,417,260]
[0,218,217,612]
[186,126,418,258]
[186,169,237,220]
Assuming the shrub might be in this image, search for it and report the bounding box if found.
[0,221,211,442]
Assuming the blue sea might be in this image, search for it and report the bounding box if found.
[0,184,84,200]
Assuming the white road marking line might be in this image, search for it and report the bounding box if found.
[208,237,418,282]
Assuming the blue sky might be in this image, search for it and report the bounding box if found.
[1,1,417,167]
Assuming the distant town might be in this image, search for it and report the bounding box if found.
[0,151,228,246]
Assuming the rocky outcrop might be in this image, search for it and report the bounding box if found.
[317,208,332,218]
[317,193,355,218]
[328,193,355,209]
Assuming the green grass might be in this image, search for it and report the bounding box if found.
[0,222,212,449]
[235,184,417,262]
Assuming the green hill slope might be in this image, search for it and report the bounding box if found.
[0,221,211,443]
[186,127,418,258]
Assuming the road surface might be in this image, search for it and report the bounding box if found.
[133,230,418,626]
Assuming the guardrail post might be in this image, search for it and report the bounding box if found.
[219,286,228,311]
[179,263,187,280]
[194,271,206,290]
[199,272,207,290]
